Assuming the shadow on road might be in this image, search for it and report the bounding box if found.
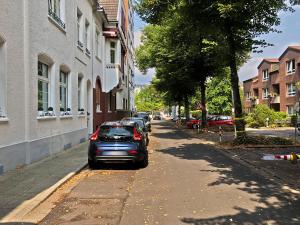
[89,162,141,171]
[159,143,300,224]
[0,223,36,225]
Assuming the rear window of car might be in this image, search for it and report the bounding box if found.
[99,126,133,137]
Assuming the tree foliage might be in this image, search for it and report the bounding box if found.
[134,85,164,112]
[135,0,298,130]
[206,68,232,115]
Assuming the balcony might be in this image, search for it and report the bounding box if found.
[104,64,124,92]
[271,95,280,104]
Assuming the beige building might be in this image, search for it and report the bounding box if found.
[0,0,135,174]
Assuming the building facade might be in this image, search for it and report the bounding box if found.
[243,46,300,115]
[0,0,134,174]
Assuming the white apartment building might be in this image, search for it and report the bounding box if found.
[0,0,135,174]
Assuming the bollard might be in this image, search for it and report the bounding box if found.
[219,126,223,142]
[0,164,3,175]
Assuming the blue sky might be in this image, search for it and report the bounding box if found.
[134,6,300,85]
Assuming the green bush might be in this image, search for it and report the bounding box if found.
[191,110,202,119]
[291,114,297,126]
[245,104,288,128]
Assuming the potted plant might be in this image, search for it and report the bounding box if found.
[79,108,85,115]
[38,107,44,117]
[47,107,54,116]
[60,107,65,116]
[66,108,71,115]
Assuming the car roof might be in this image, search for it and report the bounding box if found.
[101,121,135,127]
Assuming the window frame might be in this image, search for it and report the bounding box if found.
[59,71,68,111]
[77,9,83,47]
[287,105,295,115]
[84,20,90,52]
[38,62,50,112]
[286,59,296,75]
[286,83,296,96]
[110,41,116,64]
[262,88,269,99]
[262,69,269,81]
[0,39,6,118]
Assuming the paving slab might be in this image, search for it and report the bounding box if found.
[0,142,88,221]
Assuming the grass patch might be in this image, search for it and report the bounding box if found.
[233,134,294,146]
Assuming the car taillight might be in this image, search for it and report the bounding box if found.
[89,128,100,141]
[133,127,142,141]
[128,150,138,155]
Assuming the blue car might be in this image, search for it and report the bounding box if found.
[88,121,148,169]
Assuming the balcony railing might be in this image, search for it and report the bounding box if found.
[48,8,65,29]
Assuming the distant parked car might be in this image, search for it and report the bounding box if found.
[153,113,162,120]
[186,115,234,129]
[134,112,151,132]
[88,121,148,169]
[121,117,149,145]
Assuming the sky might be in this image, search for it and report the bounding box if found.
[134,6,300,85]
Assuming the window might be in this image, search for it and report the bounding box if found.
[287,105,295,115]
[48,0,65,29]
[38,62,49,111]
[245,92,251,100]
[78,76,83,110]
[110,42,116,63]
[0,38,6,117]
[84,20,90,53]
[108,91,113,112]
[263,88,269,99]
[77,9,82,47]
[287,83,296,96]
[286,59,296,74]
[96,30,100,58]
[59,71,68,111]
[96,80,101,112]
[262,69,269,81]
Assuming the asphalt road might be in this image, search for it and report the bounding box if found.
[39,121,300,225]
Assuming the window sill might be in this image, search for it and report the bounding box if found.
[59,115,73,119]
[37,116,57,120]
[96,56,102,63]
[85,52,91,58]
[0,117,9,123]
[78,115,86,118]
[48,16,66,34]
[287,95,296,97]
[286,72,296,76]
[77,45,84,52]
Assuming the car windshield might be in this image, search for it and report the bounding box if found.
[99,126,133,137]
[123,119,145,129]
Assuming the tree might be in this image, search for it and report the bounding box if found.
[134,85,164,112]
[136,0,298,131]
[206,68,232,115]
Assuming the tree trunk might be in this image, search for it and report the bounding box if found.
[184,95,190,121]
[200,81,207,128]
[226,24,245,131]
[178,102,181,118]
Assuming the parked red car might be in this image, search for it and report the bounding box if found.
[186,115,234,129]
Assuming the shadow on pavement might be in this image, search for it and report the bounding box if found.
[89,162,141,171]
[159,143,300,224]
[0,223,37,225]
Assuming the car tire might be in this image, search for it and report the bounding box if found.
[192,124,198,129]
[88,159,97,169]
[137,152,148,168]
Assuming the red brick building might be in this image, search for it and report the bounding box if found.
[243,46,300,115]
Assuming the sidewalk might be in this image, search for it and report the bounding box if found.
[0,142,88,221]
[176,124,300,192]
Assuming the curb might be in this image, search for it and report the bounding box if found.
[0,162,87,223]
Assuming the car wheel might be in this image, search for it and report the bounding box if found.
[88,159,97,169]
[192,124,198,129]
[137,152,148,168]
